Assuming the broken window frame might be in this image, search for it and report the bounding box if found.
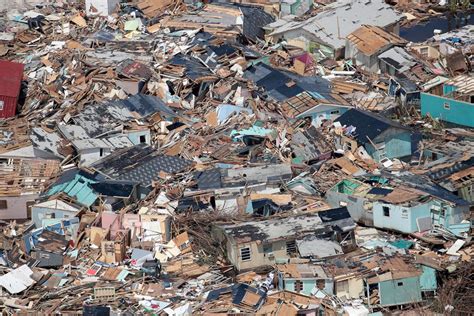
[286,240,297,255]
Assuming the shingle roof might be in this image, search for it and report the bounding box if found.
[91,144,193,187]
[335,109,410,144]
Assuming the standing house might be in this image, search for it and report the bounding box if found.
[276,264,333,296]
[421,75,474,128]
[327,175,471,235]
[345,25,407,73]
[0,60,24,119]
[213,210,354,271]
[334,109,413,162]
[266,0,403,59]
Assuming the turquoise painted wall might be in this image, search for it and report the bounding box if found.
[379,276,422,306]
[366,131,412,161]
[280,277,334,296]
[373,199,469,234]
[421,93,474,128]
[373,202,420,233]
[419,265,437,291]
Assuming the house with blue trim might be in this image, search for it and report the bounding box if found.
[421,75,474,128]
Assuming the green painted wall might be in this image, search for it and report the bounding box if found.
[379,276,422,306]
[419,265,437,291]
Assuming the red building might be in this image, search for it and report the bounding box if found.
[0,60,24,119]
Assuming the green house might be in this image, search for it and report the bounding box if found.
[367,270,422,307]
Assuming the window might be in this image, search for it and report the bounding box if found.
[263,243,273,254]
[330,110,340,115]
[337,280,349,293]
[0,200,7,209]
[383,206,390,217]
[240,247,251,261]
[444,102,450,110]
[316,279,326,290]
[397,282,404,287]
[139,135,147,143]
[99,148,104,157]
[45,212,56,219]
[440,208,446,217]
[294,280,303,292]
[420,47,429,57]
[0,101,4,111]
[401,209,408,219]
[286,240,297,255]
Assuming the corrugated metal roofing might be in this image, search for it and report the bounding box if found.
[46,173,98,207]
[0,60,24,97]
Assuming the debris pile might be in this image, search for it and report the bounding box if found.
[0,0,472,314]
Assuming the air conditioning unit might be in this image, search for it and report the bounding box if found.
[267,252,275,259]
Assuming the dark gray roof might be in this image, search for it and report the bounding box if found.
[238,5,275,41]
[244,62,333,102]
[92,144,193,187]
[168,54,213,81]
[335,109,410,144]
[90,180,137,197]
[110,94,179,119]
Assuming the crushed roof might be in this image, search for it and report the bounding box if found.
[347,25,407,56]
[91,144,193,187]
[270,0,403,50]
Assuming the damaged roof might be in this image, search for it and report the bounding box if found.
[347,25,407,56]
[335,108,411,144]
[91,144,193,187]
